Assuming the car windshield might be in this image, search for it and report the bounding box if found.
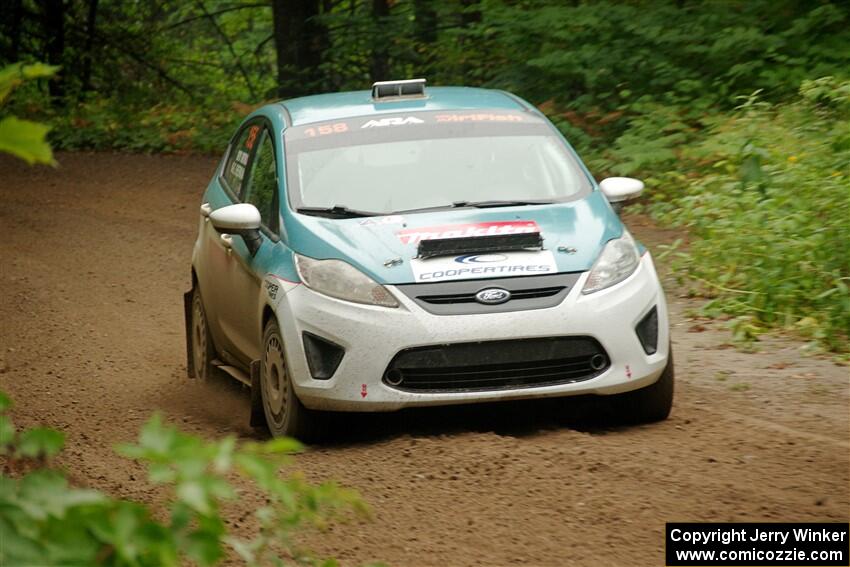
[284,110,592,215]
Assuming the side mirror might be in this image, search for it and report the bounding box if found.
[209,203,262,256]
[599,177,645,204]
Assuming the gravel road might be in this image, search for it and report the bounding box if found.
[1,153,847,566]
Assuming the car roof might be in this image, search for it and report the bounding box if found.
[278,86,531,126]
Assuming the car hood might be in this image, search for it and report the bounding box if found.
[284,190,623,285]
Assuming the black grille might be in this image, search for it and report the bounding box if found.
[420,286,564,305]
[395,273,581,315]
[383,336,609,392]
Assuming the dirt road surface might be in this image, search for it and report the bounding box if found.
[1,153,847,566]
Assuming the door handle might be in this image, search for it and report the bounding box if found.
[200,203,212,218]
[220,233,233,253]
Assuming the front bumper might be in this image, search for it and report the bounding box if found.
[275,253,669,411]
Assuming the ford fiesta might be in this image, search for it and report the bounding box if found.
[185,79,673,438]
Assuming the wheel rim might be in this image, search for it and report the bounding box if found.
[192,295,207,378]
[263,332,288,427]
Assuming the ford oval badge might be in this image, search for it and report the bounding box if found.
[475,288,512,305]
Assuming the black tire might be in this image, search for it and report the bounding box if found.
[190,287,216,380]
[260,318,319,440]
[612,347,674,424]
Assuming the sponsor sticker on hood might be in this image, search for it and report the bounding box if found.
[410,250,557,283]
[397,221,540,245]
[359,215,405,226]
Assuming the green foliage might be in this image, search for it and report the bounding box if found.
[1,395,367,566]
[0,63,58,164]
[47,101,243,153]
[0,63,58,102]
[6,1,844,155]
[599,78,850,352]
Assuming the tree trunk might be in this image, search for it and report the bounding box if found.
[413,0,437,44]
[41,0,65,105]
[413,0,437,73]
[272,0,324,99]
[2,0,24,62]
[458,0,481,79]
[369,0,390,83]
[81,0,98,93]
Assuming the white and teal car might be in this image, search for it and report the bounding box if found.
[185,79,673,438]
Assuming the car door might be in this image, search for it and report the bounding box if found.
[212,123,281,367]
[195,121,256,365]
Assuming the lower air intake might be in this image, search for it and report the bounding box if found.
[383,336,609,392]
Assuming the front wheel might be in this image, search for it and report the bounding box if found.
[260,319,319,440]
[612,347,674,424]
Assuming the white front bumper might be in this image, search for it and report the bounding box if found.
[275,253,669,411]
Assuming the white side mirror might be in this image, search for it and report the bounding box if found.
[599,177,645,203]
[209,203,263,256]
[209,203,261,232]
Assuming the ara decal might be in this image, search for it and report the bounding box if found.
[361,116,424,128]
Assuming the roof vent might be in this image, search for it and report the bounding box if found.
[371,78,427,100]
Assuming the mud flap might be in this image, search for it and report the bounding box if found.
[184,290,195,378]
[249,359,265,427]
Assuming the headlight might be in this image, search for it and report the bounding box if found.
[582,230,640,294]
[294,254,399,307]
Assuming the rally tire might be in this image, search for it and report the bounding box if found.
[260,319,319,440]
[190,287,216,381]
[613,346,674,424]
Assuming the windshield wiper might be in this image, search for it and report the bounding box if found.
[296,206,381,219]
[397,199,555,214]
[451,199,556,208]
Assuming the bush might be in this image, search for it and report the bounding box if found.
[46,100,243,154]
[596,78,850,352]
[1,392,370,566]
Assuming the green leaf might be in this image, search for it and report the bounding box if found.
[0,63,58,103]
[184,529,224,567]
[0,117,55,165]
[176,480,211,515]
[0,391,11,411]
[0,415,15,449]
[256,437,303,455]
[0,516,48,566]
[16,427,65,458]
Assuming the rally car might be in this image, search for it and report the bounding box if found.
[185,79,673,438]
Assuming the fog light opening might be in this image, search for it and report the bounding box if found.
[386,369,404,386]
[302,332,345,380]
[635,306,659,355]
[590,353,607,371]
